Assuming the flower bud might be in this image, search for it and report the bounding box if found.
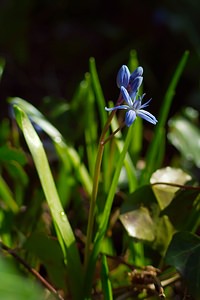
[116,65,130,88]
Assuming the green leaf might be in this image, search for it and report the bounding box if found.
[150,167,192,209]
[120,185,174,254]
[13,105,83,300]
[120,206,155,241]
[9,97,92,196]
[168,115,200,167]
[110,114,138,192]
[141,51,189,184]
[0,175,19,213]
[161,189,200,231]
[0,256,43,300]
[84,123,134,297]
[25,232,68,291]
[89,57,106,129]
[101,255,113,300]
[0,145,27,165]
[165,231,200,299]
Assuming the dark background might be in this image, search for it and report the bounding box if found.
[0,0,199,121]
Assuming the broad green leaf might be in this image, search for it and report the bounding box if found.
[0,257,43,300]
[150,167,192,209]
[120,206,155,241]
[120,185,174,254]
[13,105,83,300]
[25,232,68,291]
[165,231,200,299]
[168,115,200,167]
[161,189,200,231]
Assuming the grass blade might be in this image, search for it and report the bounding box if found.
[101,254,113,300]
[140,50,189,184]
[13,105,83,300]
[9,97,92,196]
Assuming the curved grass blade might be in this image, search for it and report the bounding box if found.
[13,105,83,300]
[9,97,92,196]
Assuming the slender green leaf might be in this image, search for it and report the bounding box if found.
[0,175,19,213]
[9,97,92,196]
[128,50,143,160]
[110,113,138,192]
[101,255,113,300]
[141,51,189,184]
[84,125,134,297]
[83,73,98,177]
[13,105,83,300]
[89,58,111,193]
[89,57,106,128]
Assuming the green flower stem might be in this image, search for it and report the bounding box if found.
[84,109,116,271]
[84,123,133,297]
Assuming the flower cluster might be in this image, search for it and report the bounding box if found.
[105,65,158,127]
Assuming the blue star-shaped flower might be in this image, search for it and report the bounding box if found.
[105,65,158,127]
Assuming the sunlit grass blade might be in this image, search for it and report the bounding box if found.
[13,105,83,300]
[140,50,189,184]
[9,97,92,196]
[84,125,134,297]
[101,254,113,300]
[0,175,19,213]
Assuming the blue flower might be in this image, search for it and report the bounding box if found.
[105,65,158,127]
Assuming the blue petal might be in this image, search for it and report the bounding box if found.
[130,66,143,82]
[125,110,136,127]
[116,65,130,88]
[129,76,143,99]
[105,105,129,111]
[120,86,133,106]
[137,109,158,125]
